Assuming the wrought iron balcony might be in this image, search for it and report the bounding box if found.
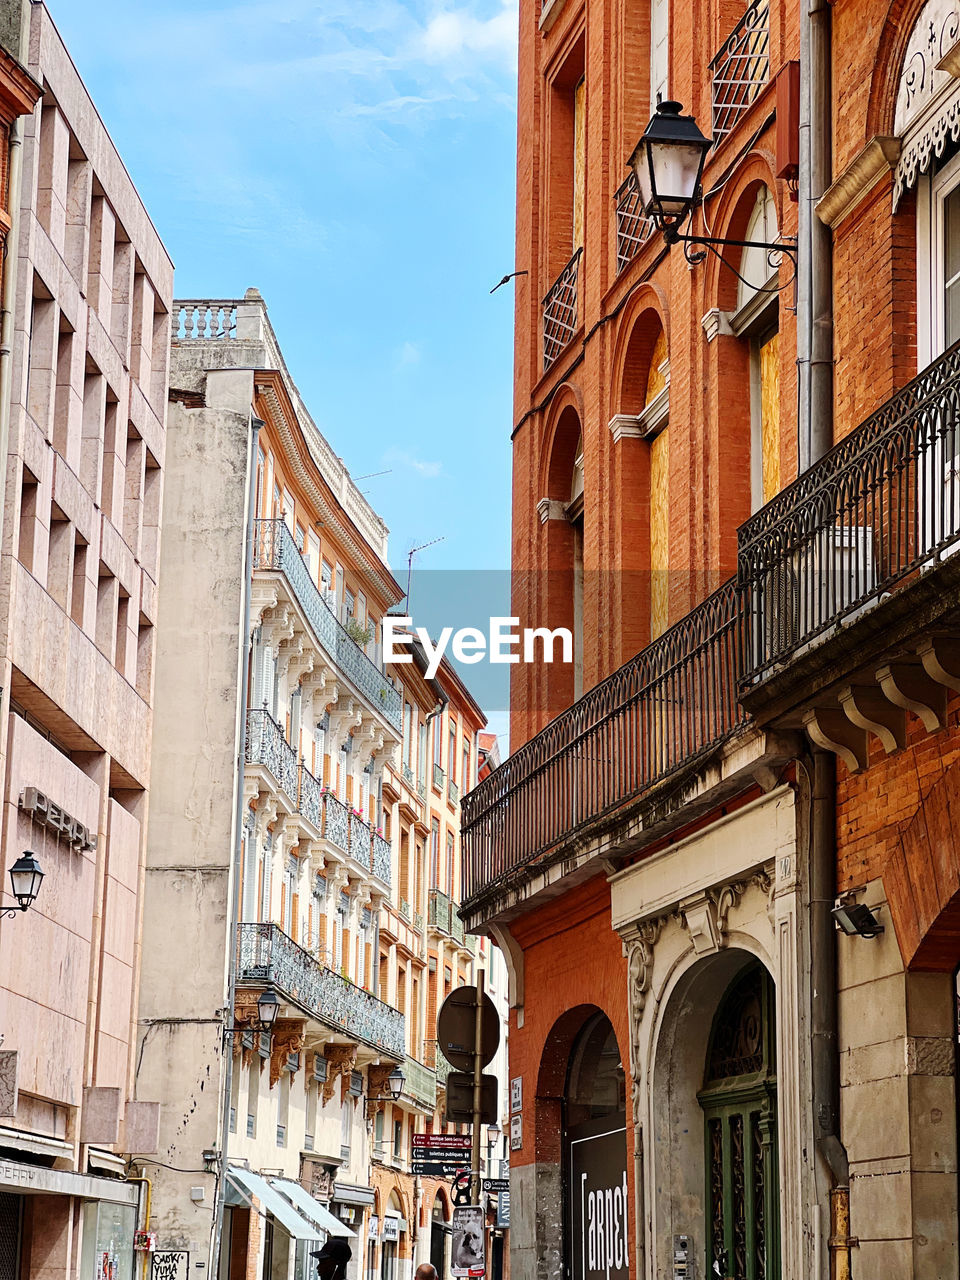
[424,1039,452,1086]
[399,897,412,923]
[738,342,960,688]
[402,763,415,786]
[615,174,655,274]
[402,1055,438,1111]
[245,708,298,800]
[237,922,405,1056]
[428,887,455,934]
[543,248,582,371]
[371,831,391,884]
[710,0,769,144]
[253,519,402,730]
[321,793,351,854]
[298,762,323,828]
[461,579,747,908]
[433,763,444,790]
[448,778,459,806]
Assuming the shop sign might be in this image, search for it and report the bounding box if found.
[19,787,96,851]
[569,1126,628,1280]
[368,1216,379,1240]
[382,1216,401,1243]
[496,1191,510,1230]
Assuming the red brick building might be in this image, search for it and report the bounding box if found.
[461,0,960,1273]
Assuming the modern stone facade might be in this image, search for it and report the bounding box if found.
[0,0,172,1269]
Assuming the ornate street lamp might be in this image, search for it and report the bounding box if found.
[628,99,798,272]
[225,988,281,1037]
[2,852,44,918]
[386,1064,406,1100]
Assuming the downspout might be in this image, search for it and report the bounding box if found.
[0,116,25,604]
[800,0,851,1267]
[210,413,263,1271]
[808,751,851,1280]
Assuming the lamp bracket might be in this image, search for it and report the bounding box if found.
[664,230,798,287]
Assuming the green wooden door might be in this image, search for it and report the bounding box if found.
[698,964,779,1280]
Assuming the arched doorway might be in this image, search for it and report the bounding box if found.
[563,1012,629,1280]
[697,962,779,1280]
[430,1190,451,1278]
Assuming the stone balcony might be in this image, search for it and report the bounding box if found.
[237,922,404,1057]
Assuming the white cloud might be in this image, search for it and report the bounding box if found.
[420,0,518,68]
[394,340,422,367]
[385,447,443,478]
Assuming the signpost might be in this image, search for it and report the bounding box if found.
[436,976,500,1203]
[411,1133,472,1177]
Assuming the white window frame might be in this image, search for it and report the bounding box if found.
[918,148,960,368]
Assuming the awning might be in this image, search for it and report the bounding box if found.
[271,1179,356,1239]
[226,1166,320,1240]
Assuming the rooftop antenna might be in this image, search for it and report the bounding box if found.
[405,536,445,614]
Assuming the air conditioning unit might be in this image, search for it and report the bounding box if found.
[755,526,877,667]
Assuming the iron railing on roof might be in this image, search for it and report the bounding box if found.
[461,579,748,905]
[615,174,655,274]
[543,248,583,370]
[710,0,770,144]
[738,341,960,680]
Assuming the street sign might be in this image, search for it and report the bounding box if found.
[445,1071,498,1125]
[437,986,500,1071]
[510,1114,522,1151]
[412,1133,472,1177]
[451,1205,485,1278]
[481,1178,509,1194]
[496,1190,511,1229]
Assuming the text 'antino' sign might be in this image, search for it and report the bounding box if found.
[570,1126,629,1280]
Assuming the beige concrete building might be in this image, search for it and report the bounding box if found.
[0,0,173,1270]
[138,292,406,1279]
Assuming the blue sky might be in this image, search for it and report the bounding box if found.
[50,0,518,588]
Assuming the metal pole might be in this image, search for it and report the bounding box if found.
[472,968,485,1204]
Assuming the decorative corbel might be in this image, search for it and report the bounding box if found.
[708,880,746,939]
[261,604,296,651]
[366,1063,394,1115]
[622,917,664,1131]
[250,582,280,627]
[323,1043,358,1104]
[270,1020,306,1088]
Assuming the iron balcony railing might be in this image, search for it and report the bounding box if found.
[428,888,465,944]
[710,0,770,144]
[615,174,655,274]
[371,830,391,884]
[448,778,459,806]
[543,248,583,371]
[423,1040,453,1086]
[433,763,444,790]
[253,519,402,730]
[461,579,748,906]
[298,762,323,828]
[237,922,404,1056]
[403,1055,438,1111]
[738,342,960,680]
[245,709,298,800]
[322,792,351,854]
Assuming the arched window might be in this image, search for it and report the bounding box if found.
[564,1013,629,1280]
[730,187,781,511]
[698,963,779,1280]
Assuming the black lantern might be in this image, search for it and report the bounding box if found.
[3,852,44,916]
[256,989,281,1030]
[628,100,712,235]
[387,1065,405,1100]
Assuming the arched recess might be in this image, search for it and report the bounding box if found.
[703,164,783,570]
[537,395,585,713]
[430,1186,453,1277]
[649,948,779,1280]
[534,1004,631,1280]
[611,297,672,652]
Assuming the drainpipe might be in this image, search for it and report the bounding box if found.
[800,0,850,1263]
[798,0,834,468]
[0,116,25,606]
[210,413,263,1270]
[808,748,851,1280]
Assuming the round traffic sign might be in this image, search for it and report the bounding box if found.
[436,986,500,1071]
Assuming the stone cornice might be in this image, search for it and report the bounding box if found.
[816,136,901,229]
